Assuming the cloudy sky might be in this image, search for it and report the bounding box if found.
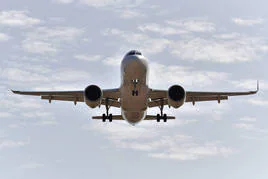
[0,0,268,178]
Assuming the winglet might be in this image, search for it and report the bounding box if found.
[10,89,19,94]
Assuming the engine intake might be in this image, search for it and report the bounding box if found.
[168,85,186,108]
[84,85,102,108]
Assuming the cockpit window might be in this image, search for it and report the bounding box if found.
[126,50,142,56]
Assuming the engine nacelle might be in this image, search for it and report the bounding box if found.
[167,85,186,108]
[84,85,102,108]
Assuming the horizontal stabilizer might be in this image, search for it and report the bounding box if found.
[92,115,175,120]
[92,115,124,120]
[145,115,175,120]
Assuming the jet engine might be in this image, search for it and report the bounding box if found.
[167,85,186,108]
[84,85,103,108]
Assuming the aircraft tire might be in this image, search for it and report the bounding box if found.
[157,114,161,122]
[163,114,167,122]
[109,114,113,122]
[102,114,106,122]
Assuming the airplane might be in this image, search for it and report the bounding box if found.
[12,50,259,125]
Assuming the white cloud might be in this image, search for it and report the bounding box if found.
[170,35,268,63]
[20,162,44,169]
[214,33,241,40]
[35,119,58,126]
[52,69,90,82]
[84,122,158,140]
[54,0,146,19]
[138,23,188,35]
[0,11,41,27]
[22,40,57,54]
[139,19,215,36]
[233,123,255,130]
[149,142,234,160]
[248,99,268,107]
[0,33,10,41]
[3,67,91,86]
[0,112,12,118]
[79,0,144,8]
[52,0,74,4]
[233,122,267,133]
[28,27,84,40]
[74,54,102,62]
[53,0,145,8]
[119,9,145,19]
[85,122,234,160]
[232,18,264,26]
[239,117,256,122]
[0,140,28,150]
[3,68,48,83]
[102,54,123,66]
[103,28,170,55]
[21,111,53,118]
[166,19,215,33]
[104,27,268,64]
[1,96,43,110]
[232,80,267,90]
[150,62,228,88]
[22,26,84,54]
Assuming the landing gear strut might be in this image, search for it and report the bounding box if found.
[102,99,113,122]
[156,101,167,122]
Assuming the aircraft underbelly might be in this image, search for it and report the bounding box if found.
[120,56,148,124]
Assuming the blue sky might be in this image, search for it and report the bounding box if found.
[0,0,268,178]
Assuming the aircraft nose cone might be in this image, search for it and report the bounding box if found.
[122,55,148,74]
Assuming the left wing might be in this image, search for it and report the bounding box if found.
[12,89,121,107]
[148,82,259,107]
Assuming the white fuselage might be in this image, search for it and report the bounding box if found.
[120,54,149,124]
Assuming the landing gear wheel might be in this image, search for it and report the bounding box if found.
[163,114,167,122]
[108,114,113,122]
[156,114,160,122]
[102,114,106,122]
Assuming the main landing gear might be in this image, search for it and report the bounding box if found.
[156,102,167,122]
[102,99,113,122]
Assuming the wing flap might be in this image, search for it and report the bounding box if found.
[41,95,84,103]
[186,95,228,103]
